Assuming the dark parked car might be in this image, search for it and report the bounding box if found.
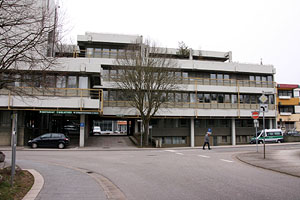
[28,133,70,149]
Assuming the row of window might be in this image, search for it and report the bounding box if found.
[103,90,275,104]
[102,67,274,83]
[150,118,271,129]
[279,106,294,113]
[278,90,293,97]
[1,73,89,89]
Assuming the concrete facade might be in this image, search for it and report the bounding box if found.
[0,32,277,147]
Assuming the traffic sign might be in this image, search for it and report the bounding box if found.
[259,95,268,103]
[260,104,268,112]
[252,111,259,119]
[253,119,259,127]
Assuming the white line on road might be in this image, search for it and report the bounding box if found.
[176,153,184,155]
[220,159,234,163]
[198,155,210,158]
[165,150,177,153]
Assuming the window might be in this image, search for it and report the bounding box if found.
[218,94,224,103]
[52,133,62,138]
[180,119,188,127]
[56,76,66,88]
[222,136,227,143]
[68,76,77,88]
[175,93,181,102]
[255,76,261,84]
[231,94,237,103]
[211,93,217,102]
[45,75,55,87]
[244,95,250,104]
[210,74,216,84]
[182,93,189,102]
[224,94,230,103]
[94,48,102,57]
[86,48,93,57]
[41,134,51,139]
[102,48,109,57]
[109,90,117,101]
[79,76,88,89]
[250,95,256,104]
[103,90,108,101]
[204,94,210,103]
[217,74,223,84]
[198,93,204,103]
[190,93,196,103]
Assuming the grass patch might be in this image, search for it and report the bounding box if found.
[0,167,34,200]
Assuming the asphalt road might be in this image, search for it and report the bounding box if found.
[3,144,300,200]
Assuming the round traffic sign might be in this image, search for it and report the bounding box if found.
[252,111,259,119]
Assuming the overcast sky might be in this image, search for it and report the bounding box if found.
[60,0,300,84]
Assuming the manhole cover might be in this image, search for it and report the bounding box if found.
[86,171,93,174]
[103,146,110,149]
[118,141,123,143]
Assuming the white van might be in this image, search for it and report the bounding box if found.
[250,129,284,144]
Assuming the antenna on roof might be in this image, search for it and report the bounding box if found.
[260,58,263,65]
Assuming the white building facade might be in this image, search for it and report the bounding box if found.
[0,32,277,147]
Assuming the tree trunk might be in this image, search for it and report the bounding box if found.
[144,120,150,146]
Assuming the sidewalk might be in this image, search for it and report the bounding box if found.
[236,149,300,177]
[17,160,107,200]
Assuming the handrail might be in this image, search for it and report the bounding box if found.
[0,87,103,113]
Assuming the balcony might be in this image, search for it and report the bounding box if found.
[103,100,275,110]
[103,75,275,89]
[0,87,103,113]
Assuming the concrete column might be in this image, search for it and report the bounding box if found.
[79,114,85,147]
[189,48,193,60]
[190,118,195,147]
[231,118,236,145]
[269,119,273,129]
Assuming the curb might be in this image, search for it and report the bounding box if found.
[235,153,300,178]
[22,169,44,200]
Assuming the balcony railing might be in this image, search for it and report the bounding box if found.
[103,75,275,88]
[0,87,103,113]
[103,100,275,110]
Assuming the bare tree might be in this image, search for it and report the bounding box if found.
[114,40,180,146]
[0,0,61,95]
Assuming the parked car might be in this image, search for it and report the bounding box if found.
[287,129,300,136]
[250,129,284,144]
[28,133,70,149]
[92,126,101,135]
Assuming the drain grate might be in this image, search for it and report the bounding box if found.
[86,171,94,174]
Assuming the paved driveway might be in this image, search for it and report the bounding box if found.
[86,136,136,149]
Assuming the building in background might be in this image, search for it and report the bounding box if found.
[0,32,277,147]
[277,84,300,132]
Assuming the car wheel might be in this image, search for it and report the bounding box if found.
[259,140,263,144]
[277,140,281,143]
[58,143,65,149]
[32,143,38,149]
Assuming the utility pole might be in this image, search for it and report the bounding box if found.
[11,112,17,186]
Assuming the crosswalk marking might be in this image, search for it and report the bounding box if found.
[220,159,234,163]
[176,153,184,155]
[198,155,210,158]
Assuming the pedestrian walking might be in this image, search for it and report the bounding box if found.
[203,128,211,150]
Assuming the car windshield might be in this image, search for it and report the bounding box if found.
[94,127,100,131]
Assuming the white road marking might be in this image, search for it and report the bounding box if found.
[176,153,184,155]
[220,159,234,163]
[198,155,210,158]
[165,150,177,153]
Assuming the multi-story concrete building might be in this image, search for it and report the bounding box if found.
[0,32,277,147]
[277,84,300,132]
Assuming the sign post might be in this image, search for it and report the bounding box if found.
[11,112,17,186]
[252,112,259,152]
[259,93,268,159]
